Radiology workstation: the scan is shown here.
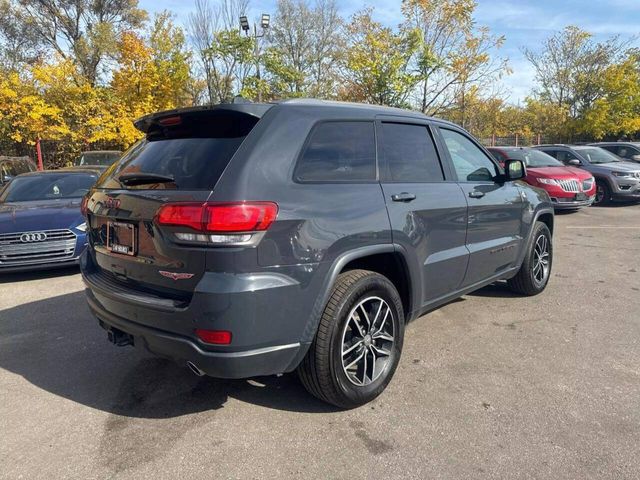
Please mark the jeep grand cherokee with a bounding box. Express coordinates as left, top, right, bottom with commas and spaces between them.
81, 100, 554, 408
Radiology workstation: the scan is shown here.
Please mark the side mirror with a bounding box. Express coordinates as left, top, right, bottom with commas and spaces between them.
568, 159, 581, 166
1, 174, 11, 184
631, 154, 640, 162
504, 159, 526, 181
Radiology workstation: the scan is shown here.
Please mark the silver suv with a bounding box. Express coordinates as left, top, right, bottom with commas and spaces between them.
533, 144, 640, 205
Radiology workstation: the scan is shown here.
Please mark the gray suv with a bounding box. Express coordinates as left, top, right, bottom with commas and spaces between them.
589, 142, 640, 164
81, 100, 554, 408
533, 144, 640, 205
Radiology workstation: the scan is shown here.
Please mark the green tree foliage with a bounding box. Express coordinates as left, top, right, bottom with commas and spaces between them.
2, 0, 147, 85
268, 0, 343, 97
2, 0, 640, 159
340, 9, 422, 107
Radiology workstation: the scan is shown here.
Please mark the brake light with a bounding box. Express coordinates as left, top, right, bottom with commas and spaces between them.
156, 202, 278, 233
195, 329, 232, 345
204, 203, 277, 232
156, 204, 205, 231
158, 116, 182, 127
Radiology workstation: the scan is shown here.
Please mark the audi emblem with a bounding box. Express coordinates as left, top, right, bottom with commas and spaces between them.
20, 232, 47, 242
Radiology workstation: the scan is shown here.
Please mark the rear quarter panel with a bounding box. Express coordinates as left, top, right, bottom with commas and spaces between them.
209, 105, 392, 345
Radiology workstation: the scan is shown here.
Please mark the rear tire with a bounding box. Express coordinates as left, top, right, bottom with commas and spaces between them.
297, 269, 404, 409
507, 222, 552, 296
594, 181, 611, 206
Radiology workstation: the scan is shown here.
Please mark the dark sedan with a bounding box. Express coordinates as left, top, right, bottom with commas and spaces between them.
0, 169, 99, 272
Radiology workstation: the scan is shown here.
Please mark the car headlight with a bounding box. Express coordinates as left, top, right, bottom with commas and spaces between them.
75, 222, 87, 232
537, 178, 559, 185
611, 171, 635, 178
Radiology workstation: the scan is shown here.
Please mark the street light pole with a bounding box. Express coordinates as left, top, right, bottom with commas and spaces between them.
240, 13, 270, 103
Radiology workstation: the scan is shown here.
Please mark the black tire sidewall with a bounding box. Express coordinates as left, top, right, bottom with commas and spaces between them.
328, 275, 404, 406
594, 181, 610, 206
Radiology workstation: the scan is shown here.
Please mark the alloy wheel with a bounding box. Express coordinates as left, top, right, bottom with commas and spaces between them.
532, 234, 550, 285
340, 296, 395, 386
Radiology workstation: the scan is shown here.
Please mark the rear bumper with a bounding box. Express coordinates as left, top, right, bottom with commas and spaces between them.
81, 252, 316, 379
87, 289, 303, 378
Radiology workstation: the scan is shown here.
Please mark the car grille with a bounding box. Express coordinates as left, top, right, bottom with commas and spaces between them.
0, 229, 77, 267
556, 179, 580, 193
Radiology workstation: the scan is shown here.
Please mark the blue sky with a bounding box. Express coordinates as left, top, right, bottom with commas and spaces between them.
139, 0, 640, 104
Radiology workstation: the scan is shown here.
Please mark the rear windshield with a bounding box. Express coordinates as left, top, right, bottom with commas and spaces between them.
98, 110, 259, 190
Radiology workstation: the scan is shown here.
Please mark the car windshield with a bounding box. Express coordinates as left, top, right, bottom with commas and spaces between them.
503, 149, 563, 167
574, 147, 621, 164
74, 152, 121, 166
0, 173, 97, 202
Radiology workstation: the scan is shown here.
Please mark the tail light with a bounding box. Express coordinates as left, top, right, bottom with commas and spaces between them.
156, 201, 278, 246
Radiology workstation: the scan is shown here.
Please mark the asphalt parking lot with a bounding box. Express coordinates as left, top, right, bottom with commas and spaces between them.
1, 205, 639, 480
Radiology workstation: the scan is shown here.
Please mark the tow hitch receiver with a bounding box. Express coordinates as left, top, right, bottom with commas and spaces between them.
107, 327, 134, 347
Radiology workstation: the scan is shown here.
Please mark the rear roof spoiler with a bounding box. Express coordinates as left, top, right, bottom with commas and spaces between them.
134, 104, 274, 133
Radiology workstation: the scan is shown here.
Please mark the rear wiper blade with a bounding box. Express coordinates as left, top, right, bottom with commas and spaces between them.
118, 173, 175, 186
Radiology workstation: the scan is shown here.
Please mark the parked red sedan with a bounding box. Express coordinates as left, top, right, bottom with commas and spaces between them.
488, 147, 596, 210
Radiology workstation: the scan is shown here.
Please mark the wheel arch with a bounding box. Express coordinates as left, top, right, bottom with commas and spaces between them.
301, 245, 418, 345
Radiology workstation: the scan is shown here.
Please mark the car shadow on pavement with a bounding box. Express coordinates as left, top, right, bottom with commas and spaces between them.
467, 281, 521, 298
0, 291, 339, 417
0, 266, 80, 284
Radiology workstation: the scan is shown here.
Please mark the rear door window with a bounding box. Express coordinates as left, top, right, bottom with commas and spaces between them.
98, 110, 260, 190
294, 121, 376, 182
380, 123, 444, 182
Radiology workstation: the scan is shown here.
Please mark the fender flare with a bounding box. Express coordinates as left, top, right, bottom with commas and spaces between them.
516, 207, 554, 267
298, 244, 417, 345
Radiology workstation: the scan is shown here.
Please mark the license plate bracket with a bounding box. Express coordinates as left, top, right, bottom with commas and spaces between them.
575, 192, 587, 201
106, 221, 136, 256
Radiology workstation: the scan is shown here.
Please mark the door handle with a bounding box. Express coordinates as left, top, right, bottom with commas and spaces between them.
468, 190, 485, 199
391, 192, 417, 202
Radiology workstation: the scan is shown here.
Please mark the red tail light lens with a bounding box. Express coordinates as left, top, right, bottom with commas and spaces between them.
204, 203, 278, 232
156, 204, 206, 231
156, 202, 278, 233
195, 329, 232, 345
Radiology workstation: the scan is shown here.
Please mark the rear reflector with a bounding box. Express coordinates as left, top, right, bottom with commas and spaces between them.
156, 202, 278, 233
195, 329, 232, 345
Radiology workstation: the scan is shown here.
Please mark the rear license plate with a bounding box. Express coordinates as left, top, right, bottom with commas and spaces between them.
106, 222, 136, 256
575, 193, 587, 201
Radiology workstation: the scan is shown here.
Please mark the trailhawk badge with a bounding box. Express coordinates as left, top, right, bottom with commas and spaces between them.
159, 271, 195, 281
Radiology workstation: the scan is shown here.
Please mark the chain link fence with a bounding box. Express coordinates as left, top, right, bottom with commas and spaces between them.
0, 139, 122, 170
479, 134, 552, 147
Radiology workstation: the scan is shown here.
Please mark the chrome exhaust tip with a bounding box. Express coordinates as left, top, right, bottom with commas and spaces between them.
186, 361, 205, 377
